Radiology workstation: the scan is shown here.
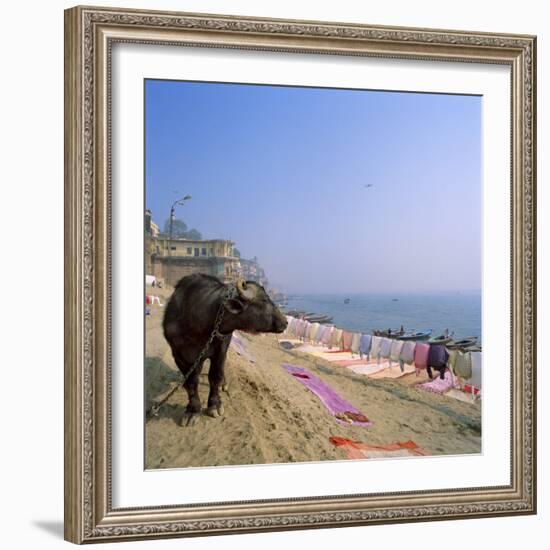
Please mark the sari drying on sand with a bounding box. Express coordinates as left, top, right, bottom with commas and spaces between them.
330, 436, 428, 459
418, 369, 458, 394
281, 363, 371, 427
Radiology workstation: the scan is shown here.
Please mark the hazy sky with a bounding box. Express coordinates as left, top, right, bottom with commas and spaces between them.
145, 79, 481, 294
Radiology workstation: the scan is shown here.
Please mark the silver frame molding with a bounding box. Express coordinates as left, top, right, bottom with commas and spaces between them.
64, 5, 537, 544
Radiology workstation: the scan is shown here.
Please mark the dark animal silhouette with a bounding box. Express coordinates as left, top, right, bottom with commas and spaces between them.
163, 274, 287, 425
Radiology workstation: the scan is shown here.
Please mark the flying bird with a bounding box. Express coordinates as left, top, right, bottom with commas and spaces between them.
364, 184, 374, 188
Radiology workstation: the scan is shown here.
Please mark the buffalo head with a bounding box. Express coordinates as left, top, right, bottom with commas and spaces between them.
223, 279, 287, 334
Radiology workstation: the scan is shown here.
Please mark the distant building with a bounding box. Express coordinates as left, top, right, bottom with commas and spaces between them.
240, 256, 269, 288
149, 235, 241, 286
156, 237, 235, 259
145, 211, 271, 288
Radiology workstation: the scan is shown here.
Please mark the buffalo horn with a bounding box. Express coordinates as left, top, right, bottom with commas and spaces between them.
236, 279, 255, 301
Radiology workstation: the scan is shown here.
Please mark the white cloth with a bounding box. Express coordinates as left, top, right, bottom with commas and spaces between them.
468, 351, 482, 389
370, 336, 382, 359
390, 339, 405, 362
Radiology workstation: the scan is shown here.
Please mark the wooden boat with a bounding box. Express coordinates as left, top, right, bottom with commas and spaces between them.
287, 310, 305, 317
398, 329, 433, 341
428, 334, 454, 345
446, 337, 478, 349
305, 314, 333, 323
374, 328, 405, 338
344, 298, 351, 304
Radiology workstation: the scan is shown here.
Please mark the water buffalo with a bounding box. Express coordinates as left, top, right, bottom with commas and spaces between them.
162, 273, 287, 425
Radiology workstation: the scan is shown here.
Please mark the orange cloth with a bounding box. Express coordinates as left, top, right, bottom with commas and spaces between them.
329, 436, 429, 459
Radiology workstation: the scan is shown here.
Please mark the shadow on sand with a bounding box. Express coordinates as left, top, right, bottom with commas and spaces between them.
145, 356, 188, 425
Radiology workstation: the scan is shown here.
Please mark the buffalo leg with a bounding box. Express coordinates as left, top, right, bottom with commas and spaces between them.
206, 353, 225, 418
221, 375, 229, 394
174, 354, 203, 426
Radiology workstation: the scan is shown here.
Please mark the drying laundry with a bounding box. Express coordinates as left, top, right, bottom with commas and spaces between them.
330, 328, 343, 349
281, 363, 371, 427
321, 326, 333, 346
399, 341, 416, 365
428, 344, 448, 367
342, 331, 353, 351
329, 436, 428, 460
390, 339, 405, 363
315, 325, 326, 343
446, 387, 480, 404
379, 337, 393, 360
453, 350, 472, 379
309, 323, 320, 343
414, 342, 430, 375
370, 336, 382, 360
359, 334, 372, 360
292, 343, 331, 354
463, 384, 481, 395
351, 332, 361, 355
333, 358, 375, 368
347, 362, 391, 376
291, 372, 310, 379
369, 362, 416, 379
418, 369, 458, 394
467, 351, 482, 389
230, 332, 256, 363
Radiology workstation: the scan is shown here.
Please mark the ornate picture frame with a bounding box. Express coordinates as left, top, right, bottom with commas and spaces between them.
64, 5, 536, 544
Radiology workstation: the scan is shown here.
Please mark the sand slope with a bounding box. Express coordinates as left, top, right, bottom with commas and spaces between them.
144, 298, 481, 470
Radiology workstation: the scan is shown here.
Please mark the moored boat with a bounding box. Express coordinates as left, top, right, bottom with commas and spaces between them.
304, 314, 333, 323
373, 328, 403, 338
446, 337, 478, 349
428, 334, 454, 345
398, 329, 433, 341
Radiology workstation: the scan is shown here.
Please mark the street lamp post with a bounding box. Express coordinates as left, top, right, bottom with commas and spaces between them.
167, 194, 192, 286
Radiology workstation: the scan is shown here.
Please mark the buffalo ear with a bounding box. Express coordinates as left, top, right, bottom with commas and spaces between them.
224, 298, 247, 315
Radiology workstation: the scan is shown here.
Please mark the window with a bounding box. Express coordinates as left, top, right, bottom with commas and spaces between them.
194, 248, 199, 257
187, 247, 192, 255
201, 247, 207, 256
170, 246, 176, 251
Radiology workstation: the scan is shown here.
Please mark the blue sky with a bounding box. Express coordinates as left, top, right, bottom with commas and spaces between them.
145, 79, 481, 294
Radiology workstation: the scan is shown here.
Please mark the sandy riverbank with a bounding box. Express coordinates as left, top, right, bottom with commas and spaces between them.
144, 290, 481, 469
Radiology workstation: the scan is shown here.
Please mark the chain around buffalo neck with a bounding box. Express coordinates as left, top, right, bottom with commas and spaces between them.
146, 284, 236, 420
192, 284, 235, 372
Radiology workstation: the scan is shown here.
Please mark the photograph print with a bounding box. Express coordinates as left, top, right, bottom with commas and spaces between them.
144, 79, 482, 470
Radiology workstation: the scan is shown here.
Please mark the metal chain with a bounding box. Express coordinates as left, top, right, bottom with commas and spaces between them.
146, 285, 235, 422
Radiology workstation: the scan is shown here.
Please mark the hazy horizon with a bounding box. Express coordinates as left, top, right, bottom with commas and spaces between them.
145, 79, 481, 294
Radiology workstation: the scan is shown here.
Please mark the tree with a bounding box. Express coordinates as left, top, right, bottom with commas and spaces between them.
185, 228, 202, 240
163, 218, 188, 237
163, 218, 203, 240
